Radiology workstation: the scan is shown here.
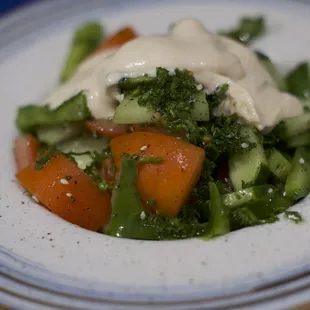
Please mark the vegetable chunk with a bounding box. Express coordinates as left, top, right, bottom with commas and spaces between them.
94, 26, 137, 53
16, 154, 111, 231
14, 134, 39, 171
111, 132, 205, 217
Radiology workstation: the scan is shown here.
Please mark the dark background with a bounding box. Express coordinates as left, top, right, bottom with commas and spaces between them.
0, 0, 38, 15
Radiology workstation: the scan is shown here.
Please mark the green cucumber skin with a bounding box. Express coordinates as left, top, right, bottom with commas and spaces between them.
287, 132, 310, 148
201, 182, 230, 239
229, 127, 269, 191
223, 185, 275, 210
118, 76, 155, 90
285, 147, 310, 200
267, 148, 291, 182
113, 96, 154, 124
16, 92, 91, 133
36, 123, 83, 145
58, 136, 109, 170
106, 155, 157, 240
60, 22, 104, 83
278, 113, 310, 140
113, 91, 209, 124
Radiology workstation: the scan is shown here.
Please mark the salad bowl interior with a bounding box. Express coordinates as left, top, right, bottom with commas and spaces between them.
1, 0, 310, 308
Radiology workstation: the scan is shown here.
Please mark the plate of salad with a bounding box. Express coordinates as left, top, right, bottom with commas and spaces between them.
1, 0, 310, 309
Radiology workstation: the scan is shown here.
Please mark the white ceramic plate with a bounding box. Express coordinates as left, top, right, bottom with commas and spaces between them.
1, 0, 310, 309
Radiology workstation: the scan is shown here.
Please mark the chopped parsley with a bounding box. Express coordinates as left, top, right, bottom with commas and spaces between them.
83, 148, 116, 190
119, 67, 255, 180
139, 157, 162, 164
142, 212, 208, 239
35, 148, 59, 169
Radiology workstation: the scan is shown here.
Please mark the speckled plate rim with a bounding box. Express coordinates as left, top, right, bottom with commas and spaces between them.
1, 247, 310, 309
0, 0, 310, 309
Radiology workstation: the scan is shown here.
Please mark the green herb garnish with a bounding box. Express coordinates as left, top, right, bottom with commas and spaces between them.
284, 211, 303, 223
219, 16, 265, 45
35, 148, 59, 170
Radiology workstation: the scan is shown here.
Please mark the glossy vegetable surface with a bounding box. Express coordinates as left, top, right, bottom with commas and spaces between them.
14, 134, 39, 171
106, 155, 157, 239
111, 132, 205, 217
16, 154, 111, 231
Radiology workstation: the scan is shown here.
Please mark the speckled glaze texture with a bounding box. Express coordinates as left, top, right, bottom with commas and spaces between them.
0, 0, 310, 309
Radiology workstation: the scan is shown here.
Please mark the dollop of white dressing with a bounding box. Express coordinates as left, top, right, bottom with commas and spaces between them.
44, 19, 303, 130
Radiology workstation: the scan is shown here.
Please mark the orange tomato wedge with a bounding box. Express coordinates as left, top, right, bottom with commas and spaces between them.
111, 132, 205, 217
16, 154, 111, 231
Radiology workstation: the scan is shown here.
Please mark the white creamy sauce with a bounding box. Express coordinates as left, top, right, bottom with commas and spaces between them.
44, 19, 303, 130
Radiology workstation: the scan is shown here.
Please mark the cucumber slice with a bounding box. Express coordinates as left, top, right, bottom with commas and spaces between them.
285, 147, 310, 200
229, 126, 269, 190
113, 91, 209, 124
113, 95, 154, 124
118, 75, 155, 90
277, 113, 310, 140
287, 132, 310, 148
58, 136, 109, 154
267, 148, 291, 182
223, 185, 275, 210
192, 91, 210, 121
36, 123, 83, 145
58, 136, 109, 170
70, 154, 96, 170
